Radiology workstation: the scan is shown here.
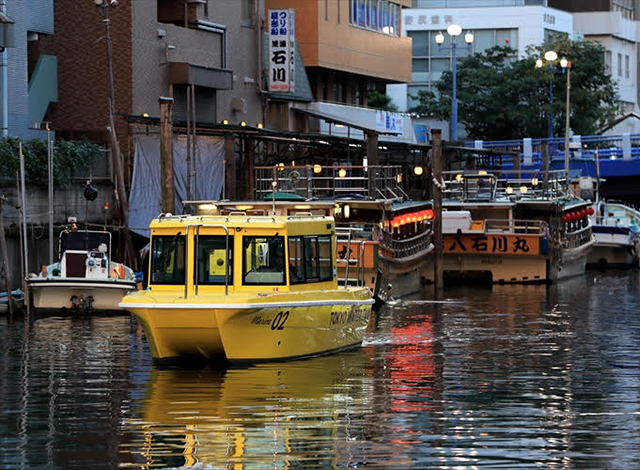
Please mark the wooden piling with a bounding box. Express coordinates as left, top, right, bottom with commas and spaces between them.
159, 96, 175, 214
0, 195, 14, 316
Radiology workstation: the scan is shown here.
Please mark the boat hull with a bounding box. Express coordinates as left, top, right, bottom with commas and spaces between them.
121, 288, 374, 362
0, 290, 25, 314
587, 226, 639, 267
28, 278, 137, 312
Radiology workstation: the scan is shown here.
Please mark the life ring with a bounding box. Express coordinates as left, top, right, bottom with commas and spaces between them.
289, 170, 300, 181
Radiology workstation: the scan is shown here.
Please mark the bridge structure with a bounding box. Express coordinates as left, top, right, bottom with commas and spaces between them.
465, 133, 640, 204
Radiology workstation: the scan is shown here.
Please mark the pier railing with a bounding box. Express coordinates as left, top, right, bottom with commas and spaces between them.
254, 165, 408, 201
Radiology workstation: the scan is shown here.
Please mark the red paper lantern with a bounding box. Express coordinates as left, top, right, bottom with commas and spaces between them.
563, 213, 571, 223
587, 207, 595, 216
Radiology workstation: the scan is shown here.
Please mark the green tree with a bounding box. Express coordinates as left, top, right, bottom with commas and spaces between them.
409, 39, 619, 140
0, 137, 101, 187
368, 90, 399, 112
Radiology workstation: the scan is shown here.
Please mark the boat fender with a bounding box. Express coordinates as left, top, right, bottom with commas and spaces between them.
540, 236, 549, 255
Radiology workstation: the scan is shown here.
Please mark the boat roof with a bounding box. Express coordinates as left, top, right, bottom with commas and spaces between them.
60, 230, 111, 253
149, 213, 335, 233
187, 198, 432, 216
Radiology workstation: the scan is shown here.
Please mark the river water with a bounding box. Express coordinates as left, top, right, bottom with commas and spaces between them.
1, 269, 639, 469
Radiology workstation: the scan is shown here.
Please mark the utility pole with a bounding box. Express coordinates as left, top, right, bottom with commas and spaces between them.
95, 0, 139, 271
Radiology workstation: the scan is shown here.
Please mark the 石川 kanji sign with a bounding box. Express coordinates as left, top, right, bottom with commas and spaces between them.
268, 9, 295, 93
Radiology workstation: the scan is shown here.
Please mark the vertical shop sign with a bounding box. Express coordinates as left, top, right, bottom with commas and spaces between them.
269, 9, 295, 92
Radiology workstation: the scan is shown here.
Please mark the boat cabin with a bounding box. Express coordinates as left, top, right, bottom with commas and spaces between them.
147, 213, 338, 294
56, 230, 113, 279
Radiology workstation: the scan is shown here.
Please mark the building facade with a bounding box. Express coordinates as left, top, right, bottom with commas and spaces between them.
0, 0, 55, 140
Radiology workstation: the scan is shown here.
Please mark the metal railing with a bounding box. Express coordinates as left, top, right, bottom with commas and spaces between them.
336, 227, 368, 288
563, 226, 593, 251
376, 226, 433, 260
254, 165, 407, 201
441, 169, 570, 201
483, 219, 548, 235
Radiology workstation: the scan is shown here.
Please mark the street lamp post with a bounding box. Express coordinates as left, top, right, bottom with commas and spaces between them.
536, 51, 572, 175
436, 25, 473, 142
561, 57, 572, 178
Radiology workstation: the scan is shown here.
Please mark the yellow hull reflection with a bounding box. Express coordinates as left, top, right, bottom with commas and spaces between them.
128, 353, 370, 469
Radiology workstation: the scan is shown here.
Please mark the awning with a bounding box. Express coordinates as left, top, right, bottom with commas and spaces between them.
169, 62, 233, 90
292, 107, 401, 135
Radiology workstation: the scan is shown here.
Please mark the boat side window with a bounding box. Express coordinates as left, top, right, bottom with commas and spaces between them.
288, 236, 304, 284
150, 235, 186, 284
196, 235, 233, 285
242, 236, 285, 285
290, 235, 333, 284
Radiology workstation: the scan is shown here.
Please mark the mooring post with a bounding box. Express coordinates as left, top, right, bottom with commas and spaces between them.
0, 194, 14, 316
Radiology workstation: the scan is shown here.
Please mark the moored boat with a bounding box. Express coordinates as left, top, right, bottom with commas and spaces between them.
588, 199, 640, 268
118, 212, 374, 363
421, 169, 594, 284
0, 289, 25, 314
227, 164, 434, 303
27, 225, 138, 313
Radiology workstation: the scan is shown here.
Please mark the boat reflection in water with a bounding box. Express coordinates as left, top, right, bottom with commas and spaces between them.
127, 352, 374, 468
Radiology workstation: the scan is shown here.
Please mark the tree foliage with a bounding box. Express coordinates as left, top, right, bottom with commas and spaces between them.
409, 38, 619, 140
0, 137, 101, 187
368, 90, 399, 112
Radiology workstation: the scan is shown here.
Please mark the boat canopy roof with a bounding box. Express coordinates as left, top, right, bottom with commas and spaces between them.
149, 213, 335, 235
60, 230, 111, 254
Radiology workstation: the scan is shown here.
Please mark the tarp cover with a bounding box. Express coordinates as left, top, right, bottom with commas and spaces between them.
129, 135, 224, 237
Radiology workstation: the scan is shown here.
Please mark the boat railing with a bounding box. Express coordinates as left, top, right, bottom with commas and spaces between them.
254, 165, 406, 201
335, 227, 367, 288
377, 226, 433, 260
441, 169, 569, 201
563, 225, 593, 251
483, 219, 548, 235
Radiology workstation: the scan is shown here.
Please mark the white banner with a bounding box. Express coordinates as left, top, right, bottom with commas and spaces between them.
375, 110, 404, 135
268, 9, 295, 92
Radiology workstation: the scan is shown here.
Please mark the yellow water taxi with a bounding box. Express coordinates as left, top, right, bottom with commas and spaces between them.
118, 212, 374, 363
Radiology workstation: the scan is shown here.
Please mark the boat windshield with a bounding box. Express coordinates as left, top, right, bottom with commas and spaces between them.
150, 234, 186, 285
243, 236, 286, 285
196, 235, 233, 285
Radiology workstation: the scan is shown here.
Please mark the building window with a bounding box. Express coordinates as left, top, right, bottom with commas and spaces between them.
241, 0, 254, 26
604, 50, 612, 73
408, 28, 517, 88
618, 53, 622, 77
625, 54, 630, 79
350, 0, 399, 36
